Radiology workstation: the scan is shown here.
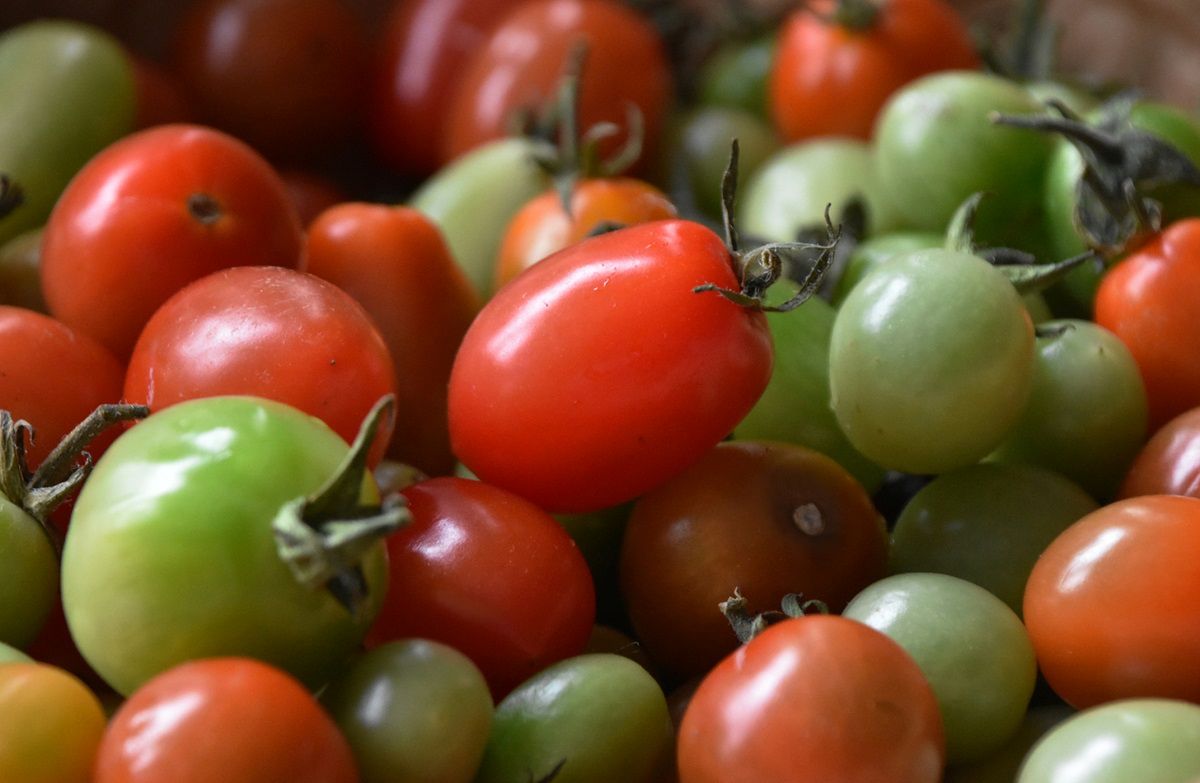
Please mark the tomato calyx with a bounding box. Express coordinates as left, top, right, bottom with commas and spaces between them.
273, 394, 410, 617
186, 192, 222, 225
1, 403, 149, 550
719, 589, 829, 645
0, 174, 24, 220
978, 0, 1059, 82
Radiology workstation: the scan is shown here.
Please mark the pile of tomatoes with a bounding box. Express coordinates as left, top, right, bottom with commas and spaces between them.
3, 0, 1200, 781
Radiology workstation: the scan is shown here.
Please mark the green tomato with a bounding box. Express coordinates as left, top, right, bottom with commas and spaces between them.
694, 34, 776, 118
875, 71, 1054, 251
0, 641, 32, 665
844, 572, 1037, 764
409, 137, 549, 301
945, 704, 1074, 783
671, 106, 780, 220
474, 653, 672, 783
0, 228, 46, 312
321, 640, 493, 783
738, 138, 900, 243
889, 462, 1098, 616
829, 248, 1035, 474
1018, 699, 1200, 783
988, 319, 1147, 501
61, 396, 390, 696
556, 503, 630, 630
733, 285, 883, 492
0, 495, 55, 649
0, 20, 135, 244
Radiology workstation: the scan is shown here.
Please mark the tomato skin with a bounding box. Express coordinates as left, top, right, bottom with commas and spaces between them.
368, 476, 595, 699
677, 615, 945, 783
1023, 495, 1200, 708
40, 124, 303, 360
279, 169, 346, 228
770, 0, 978, 142
305, 204, 478, 475
1095, 219, 1200, 430
0, 662, 107, 783
93, 658, 358, 783
448, 219, 773, 514
1120, 407, 1200, 498
0, 494, 56, 649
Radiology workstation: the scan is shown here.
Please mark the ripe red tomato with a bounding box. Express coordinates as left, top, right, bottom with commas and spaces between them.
440, 0, 672, 174
448, 219, 773, 513
769, 0, 979, 142
1120, 407, 1200, 498
279, 170, 347, 228
1023, 495, 1200, 708
677, 614, 945, 783
93, 657, 358, 783
305, 203, 479, 475
40, 124, 303, 360
123, 265, 396, 465
367, 476, 595, 698
1096, 219, 1200, 429
128, 53, 191, 130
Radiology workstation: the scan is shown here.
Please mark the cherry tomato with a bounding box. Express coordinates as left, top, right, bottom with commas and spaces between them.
1023, 495, 1200, 708
1120, 407, 1200, 498
40, 124, 303, 360
770, 0, 979, 142
93, 657, 358, 783
448, 220, 772, 513
128, 52, 190, 129
279, 169, 347, 228
0, 662, 106, 783
944, 704, 1074, 783
0, 228, 46, 312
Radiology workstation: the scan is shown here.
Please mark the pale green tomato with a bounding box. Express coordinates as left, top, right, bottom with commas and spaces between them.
0, 496, 55, 649
0, 641, 32, 664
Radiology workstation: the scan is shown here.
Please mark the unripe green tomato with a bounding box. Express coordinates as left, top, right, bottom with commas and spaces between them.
0, 640, 32, 664
944, 704, 1074, 783
672, 106, 779, 220
0, 496, 56, 649
694, 33, 776, 118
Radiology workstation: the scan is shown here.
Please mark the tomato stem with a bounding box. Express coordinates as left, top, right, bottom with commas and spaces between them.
0, 174, 23, 220
720, 589, 829, 644
187, 192, 222, 225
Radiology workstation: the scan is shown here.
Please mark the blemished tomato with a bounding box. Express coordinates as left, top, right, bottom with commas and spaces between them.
368, 476, 595, 699
1095, 218, 1200, 429
0, 662, 107, 783
170, 0, 369, 162
769, 0, 979, 142
1023, 495, 1200, 708
440, 0, 672, 175
123, 266, 396, 467
677, 614, 945, 783
93, 658, 358, 783
304, 204, 478, 475
448, 219, 773, 514
40, 124, 303, 360
1121, 407, 1200, 498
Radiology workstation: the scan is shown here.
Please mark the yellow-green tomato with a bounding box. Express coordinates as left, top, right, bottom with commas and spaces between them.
829, 248, 1035, 475
0, 641, 32, 664
0, 495, 56, 649
844, 572, 1038, 764
0, 662, 106, 783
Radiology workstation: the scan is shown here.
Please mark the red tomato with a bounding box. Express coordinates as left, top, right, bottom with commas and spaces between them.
128, 53, 191, 129
280, 170, 347, 228
677, 614, 945, 783
770, 0, 979, 142
1120, 407, 1200, 498
40, 124, 303, 360
1023, 495, 1200, 708
123, 266, 396, 466
1096, 219, 1200, 429
367, 476, 595, 699
440, 0, 672, 174
170, 0, 369, 162
448, 219, 773, 514
93, 658, 358, 783
494, 177, 677, 290
305, 203, 479, 475
368, 0, 513, 176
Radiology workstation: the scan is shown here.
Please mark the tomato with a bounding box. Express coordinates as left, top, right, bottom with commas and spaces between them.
368, 0, 513, 176
0, 662, 106, 783
944, 704, 1074, 783
280, 169, 347, 228
620, 440, 888, 683
94, 657, 358, 783
677, 614, 944, 783
1120, 407, 1200, 498
1023, 495, 1200, 708
0, 20, 135, 245
474, 653, 672, 783
170, 0, 369, 162
844, 573, 1037, 764
124, 266, 396, 467
40, 124, 303, 360
61, 395, 394, 695
368, 476, 595, 698
0, 641, 31, 664
448, 219, 773, 513
695, 33, 776, 118
0, 228, 45, 312
440, 0, 672, 175
0, 486, 56, 650
769, 0, 978, 142
321, 640, 493, 783
1095, 218, 1200, 429
1017, 699, 1200, 783
128, 52, 191, 130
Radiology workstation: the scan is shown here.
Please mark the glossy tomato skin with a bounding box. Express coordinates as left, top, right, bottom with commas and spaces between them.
0, 662, 107, 783
368, 476, 595, 699
40, 124, 303, 359
441, 0, 672, 174
305, 204, 478, 475
677, 614, 945, 783
1121, 407, 1200, 498
1095, 219, 1200, 429
448, 219, 773, 513
770, 0, 978, 142
1023, 495, 1200, 708
93, 658, 358, 783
